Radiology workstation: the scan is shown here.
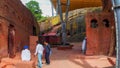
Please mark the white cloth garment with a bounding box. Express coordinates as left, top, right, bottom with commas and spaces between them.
82, 38, 87, 51
21, 49, 31, 61
34, 44, 44, 55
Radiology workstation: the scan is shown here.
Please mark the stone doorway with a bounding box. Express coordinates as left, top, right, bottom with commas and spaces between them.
8, 24, 15, 58
0, 23, 2, 48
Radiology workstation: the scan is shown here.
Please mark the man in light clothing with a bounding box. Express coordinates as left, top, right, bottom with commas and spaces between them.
34, 41, 44, 68
81, 37, 87, 55
21, 45, 31, 61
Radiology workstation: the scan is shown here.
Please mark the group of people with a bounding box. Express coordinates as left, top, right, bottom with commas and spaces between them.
21, 40, 51, 68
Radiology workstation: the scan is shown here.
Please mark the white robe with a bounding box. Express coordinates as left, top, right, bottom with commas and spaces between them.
21, 49, 31, 61
82, 39, 86, 51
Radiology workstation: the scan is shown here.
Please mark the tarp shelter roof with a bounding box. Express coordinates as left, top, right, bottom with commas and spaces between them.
51, 0, 102, 12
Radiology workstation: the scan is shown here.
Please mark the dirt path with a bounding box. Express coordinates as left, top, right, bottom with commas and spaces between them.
0, 42, 115, 68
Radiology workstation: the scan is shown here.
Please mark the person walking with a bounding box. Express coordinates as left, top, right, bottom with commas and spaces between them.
34, 41, 44, 68
43, 41, 51, 65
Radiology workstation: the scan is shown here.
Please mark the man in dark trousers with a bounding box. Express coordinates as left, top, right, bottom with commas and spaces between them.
43, 41, 51, 65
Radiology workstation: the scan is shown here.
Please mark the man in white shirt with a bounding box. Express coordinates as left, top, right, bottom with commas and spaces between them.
21, 45, 31, 61
34, 41, 44, 68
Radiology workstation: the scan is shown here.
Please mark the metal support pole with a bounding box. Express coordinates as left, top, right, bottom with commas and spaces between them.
56, 2, 59, 15
111, 0, 120, 68
57, 0, 70, 45
65, 0, 70, 23
50, 0, 54, 16
57, 0, 65, 45
57, 0, 64, 22
63, 0, 70, 44
50, 0, 55, 16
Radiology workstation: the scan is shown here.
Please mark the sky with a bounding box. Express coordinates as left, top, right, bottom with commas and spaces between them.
20, 0, 56, 16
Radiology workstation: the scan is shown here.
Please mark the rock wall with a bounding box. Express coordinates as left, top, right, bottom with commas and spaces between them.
102, 0, 112, 12
85, 12, 115, 55
0, 0, 39, 57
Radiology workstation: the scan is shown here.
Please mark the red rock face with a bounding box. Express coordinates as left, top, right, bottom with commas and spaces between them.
0, 0, 39, 57
85, 12, 115, 55
29, 36, 38, 53
102, 0, 112, 12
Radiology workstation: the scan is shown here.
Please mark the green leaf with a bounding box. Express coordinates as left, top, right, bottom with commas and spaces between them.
26, 0, 43, 21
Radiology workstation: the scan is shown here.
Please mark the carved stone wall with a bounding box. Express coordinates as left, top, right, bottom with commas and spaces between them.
85, 12, 115, 55
0, 0, 39, 57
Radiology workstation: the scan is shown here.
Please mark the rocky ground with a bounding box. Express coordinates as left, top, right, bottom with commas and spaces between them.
0, 42, 116, 68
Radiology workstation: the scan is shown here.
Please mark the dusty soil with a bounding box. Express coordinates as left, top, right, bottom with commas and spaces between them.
0, 42, 116, 68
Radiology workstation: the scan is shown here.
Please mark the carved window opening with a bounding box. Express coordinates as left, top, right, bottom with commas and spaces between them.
8, 24, 15, 58
90, 19, 98, 28
0, 23, 2, 33
33, 26, 36, 36
17, 15, 20, 20
103, 19, 110, 28
12, 11, 15, 15
4, 5, 8, 10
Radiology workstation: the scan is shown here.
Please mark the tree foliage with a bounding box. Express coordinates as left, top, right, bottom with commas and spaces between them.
26, 0, 42, 21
